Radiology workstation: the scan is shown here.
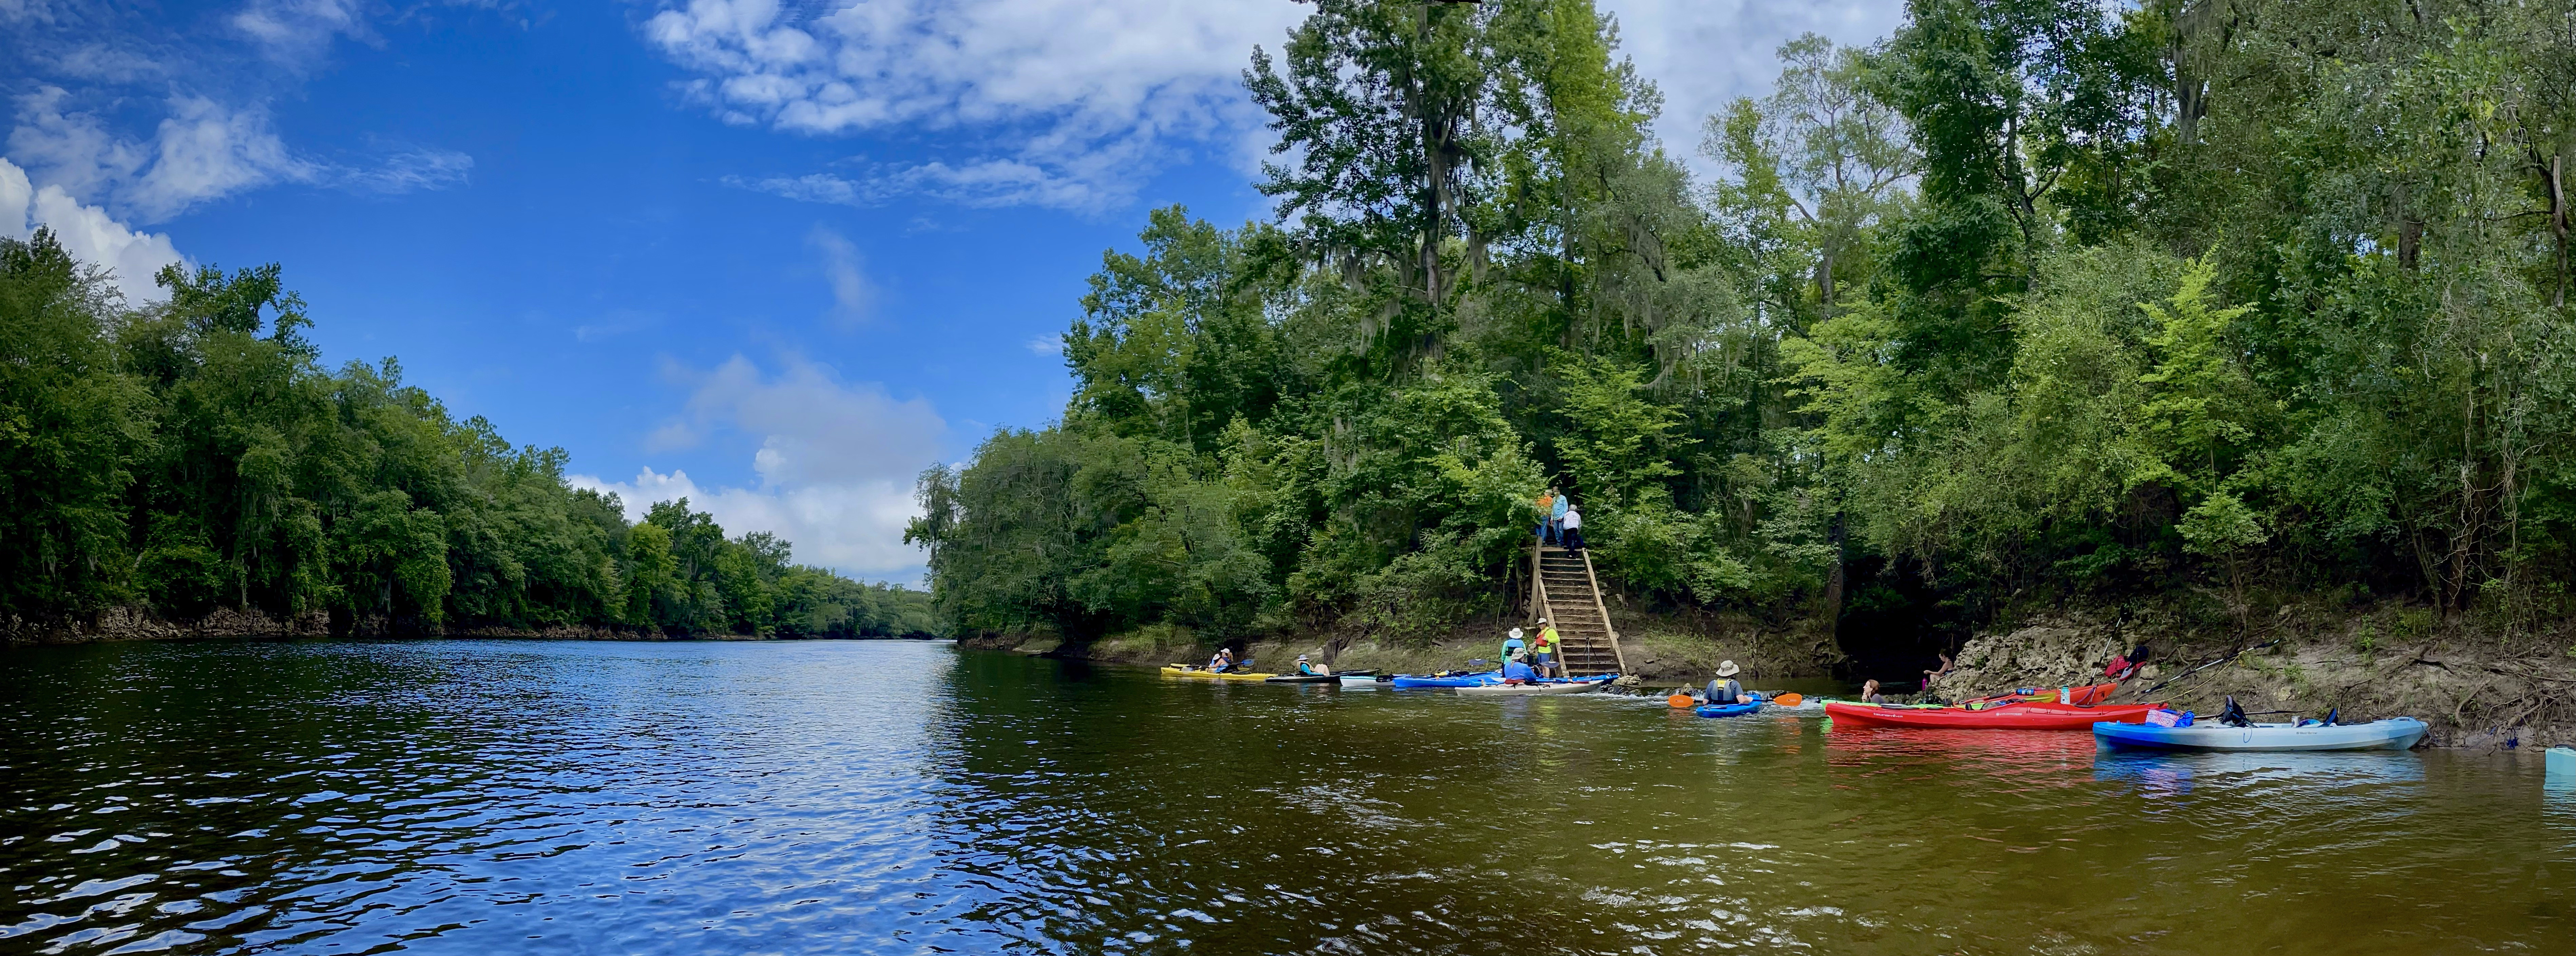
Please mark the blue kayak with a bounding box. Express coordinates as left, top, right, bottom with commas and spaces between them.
1695, 693, 1766, 718
1390, 670, 1502, 689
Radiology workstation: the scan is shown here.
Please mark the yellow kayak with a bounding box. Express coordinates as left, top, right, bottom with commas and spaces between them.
1160, 666, 1277, 681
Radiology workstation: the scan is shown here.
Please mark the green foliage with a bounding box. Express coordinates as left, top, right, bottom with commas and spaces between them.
0, 229, 935, 637
919, 0, 2576, 646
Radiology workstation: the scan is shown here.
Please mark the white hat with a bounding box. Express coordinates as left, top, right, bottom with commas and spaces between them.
1716, 660, 1741, 677
1296, 653, 1310, 660
1509, 627, 1524, 639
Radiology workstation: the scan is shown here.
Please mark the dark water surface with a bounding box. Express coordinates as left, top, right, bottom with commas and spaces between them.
3, 640, 2571, 954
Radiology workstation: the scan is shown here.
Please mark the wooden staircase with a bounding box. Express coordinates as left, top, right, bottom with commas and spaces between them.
1529, 543, 1628, 676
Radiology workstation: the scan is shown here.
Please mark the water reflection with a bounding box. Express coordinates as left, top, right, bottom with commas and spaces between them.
1, 640, 2569, 955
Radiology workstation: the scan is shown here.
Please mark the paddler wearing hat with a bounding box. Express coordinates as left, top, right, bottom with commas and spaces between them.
1705, 660, 1748, 705
1295, 653, 1323, 676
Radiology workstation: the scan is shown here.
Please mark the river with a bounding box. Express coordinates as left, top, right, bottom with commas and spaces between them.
1, 639, 2569, 954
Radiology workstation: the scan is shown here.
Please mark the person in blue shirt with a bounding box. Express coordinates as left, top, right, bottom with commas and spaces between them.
1704, 660, 1748, 704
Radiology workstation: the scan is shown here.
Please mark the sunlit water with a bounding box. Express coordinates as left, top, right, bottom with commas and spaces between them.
2, 639, 2569, 954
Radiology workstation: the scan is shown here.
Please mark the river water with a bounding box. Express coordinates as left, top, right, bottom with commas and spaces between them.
2, 639, 2570, 954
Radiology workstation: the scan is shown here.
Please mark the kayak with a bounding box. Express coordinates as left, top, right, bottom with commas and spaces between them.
2552, 747, 2576, 776
1390, 671, 1502, 689
2094, 717, 2428, 752
1454, 675, 1615, 696
1161, 666, 1277, 682
1696, 693, 1765, 718
1826, 699, 2165, 730
1339, 673, 1393, 685
1263, 674, 1338, 684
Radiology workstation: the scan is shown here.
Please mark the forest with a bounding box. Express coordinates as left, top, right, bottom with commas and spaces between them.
907, 0, 2576, 663
0, 231, 938, 639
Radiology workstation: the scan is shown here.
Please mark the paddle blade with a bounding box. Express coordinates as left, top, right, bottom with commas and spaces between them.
1773, 692, 1803, 707
1666, 694, 1694, 709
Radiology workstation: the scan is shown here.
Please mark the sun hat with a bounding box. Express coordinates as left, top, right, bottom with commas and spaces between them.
1716, 660, 1741, 677
1509, 627, 1525, 639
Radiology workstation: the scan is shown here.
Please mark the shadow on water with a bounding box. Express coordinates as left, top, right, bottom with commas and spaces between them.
3, 640, 2571, 955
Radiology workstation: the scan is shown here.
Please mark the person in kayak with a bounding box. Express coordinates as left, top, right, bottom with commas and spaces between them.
1860, 678, 1887, 703
1209, 647, 1237, 672
1705, 660, 1748, 704
1295, 654, 1320, 676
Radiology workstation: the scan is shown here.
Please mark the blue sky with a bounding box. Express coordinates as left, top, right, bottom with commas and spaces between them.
2, 0, 1900, 584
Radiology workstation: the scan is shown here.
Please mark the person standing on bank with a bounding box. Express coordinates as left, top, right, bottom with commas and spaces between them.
1530, 622, 1560, 677
1560, 503, 1585, 553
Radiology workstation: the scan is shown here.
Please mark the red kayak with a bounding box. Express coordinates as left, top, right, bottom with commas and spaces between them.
1826, 683, 2163, 730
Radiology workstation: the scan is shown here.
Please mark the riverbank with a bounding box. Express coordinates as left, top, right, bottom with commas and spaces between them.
1929, 598, 2576, 750
960, 609, 1836, 685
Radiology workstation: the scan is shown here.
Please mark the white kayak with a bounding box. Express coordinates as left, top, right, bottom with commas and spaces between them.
1452, 676, 1614, 697
2095, 717, 2428, 752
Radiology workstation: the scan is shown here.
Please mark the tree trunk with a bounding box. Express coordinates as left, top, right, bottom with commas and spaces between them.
1821, 511, 1847, 637
2551, 154, 2567, 309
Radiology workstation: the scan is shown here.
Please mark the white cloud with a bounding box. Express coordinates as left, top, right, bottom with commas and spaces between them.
1601, 1, 1907, 170
570, 355, 948, 575
737, 154, 1121, 212
232, 0, 371, 65
1025, 336, 1061, 356
645, 0, 1303, 211
8, 89, 472, 222
1, 156, 188, 304
129, 95, 320, 220
330, 146, 474, 193
806, 224, 874, 327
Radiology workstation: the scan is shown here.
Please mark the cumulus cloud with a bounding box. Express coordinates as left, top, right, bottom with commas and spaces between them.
645, 0, 1303, 212
7, 88, 472, 222
806, 224, 874, 327
1, 156, 188, 304
570, 355, 948, 575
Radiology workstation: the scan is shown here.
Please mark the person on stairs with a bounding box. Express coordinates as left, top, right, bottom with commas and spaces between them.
1560, 504, 1585, 553
1551, 492, 1571, 546
1535, 489, 1558, 544
1705, 660, 1749, 705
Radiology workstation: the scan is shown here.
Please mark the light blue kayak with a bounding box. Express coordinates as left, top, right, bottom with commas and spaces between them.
2094, 717, 2428, 752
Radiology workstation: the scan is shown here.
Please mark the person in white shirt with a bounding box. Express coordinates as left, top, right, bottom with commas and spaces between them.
1560, 504, 1586, 552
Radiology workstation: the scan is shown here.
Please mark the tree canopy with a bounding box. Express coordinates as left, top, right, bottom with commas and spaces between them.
1, 229, 936, 639
914, 0, 2576, 658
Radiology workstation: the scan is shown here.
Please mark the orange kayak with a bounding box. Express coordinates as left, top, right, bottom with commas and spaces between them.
1826, 684, 2161, 730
